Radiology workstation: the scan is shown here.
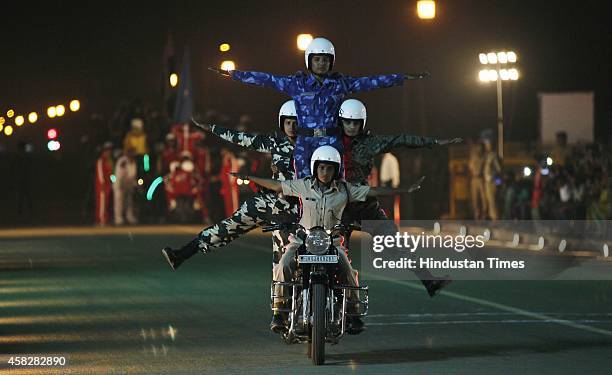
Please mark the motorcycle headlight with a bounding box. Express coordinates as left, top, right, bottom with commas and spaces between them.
305, 228, 331, 255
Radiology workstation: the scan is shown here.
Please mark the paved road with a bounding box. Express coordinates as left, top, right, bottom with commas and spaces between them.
1, 228, 611, 374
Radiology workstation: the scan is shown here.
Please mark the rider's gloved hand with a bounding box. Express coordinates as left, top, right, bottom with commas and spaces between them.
208, 67, 232, 78
404, 71, 431, 80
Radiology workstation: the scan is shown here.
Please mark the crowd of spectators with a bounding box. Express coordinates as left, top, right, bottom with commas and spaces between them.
469, 132, 611, 221
92, 100, 269, 226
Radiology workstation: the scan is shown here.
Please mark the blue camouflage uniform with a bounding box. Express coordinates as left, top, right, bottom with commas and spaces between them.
230, 70, 405, 177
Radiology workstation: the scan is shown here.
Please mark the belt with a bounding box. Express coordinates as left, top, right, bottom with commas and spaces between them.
297, 127, 342, 137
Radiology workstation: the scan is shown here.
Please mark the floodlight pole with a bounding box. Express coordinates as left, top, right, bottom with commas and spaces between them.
496, 62, 504, 160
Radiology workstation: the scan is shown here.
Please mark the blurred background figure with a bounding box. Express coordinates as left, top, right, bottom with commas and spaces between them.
123, 118, 148, 157
95, 142, 114, 226
482, 138, 502, 220
380, 152, 400, 219
113, 147, 138, 225
164, 151, 202, 223
171, 121, 204, 155
550, 131, 569, 167
468, 141, 486, 219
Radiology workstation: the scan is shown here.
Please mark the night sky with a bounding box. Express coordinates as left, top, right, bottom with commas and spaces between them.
2, 0, 611, 150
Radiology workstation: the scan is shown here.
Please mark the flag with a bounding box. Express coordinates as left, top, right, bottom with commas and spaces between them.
173, 47, 194, 124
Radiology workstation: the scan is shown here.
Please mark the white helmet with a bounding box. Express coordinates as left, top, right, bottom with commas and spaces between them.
278, 100, 297, 131
339, 99, 367, 130
310, 145, 341, 177
305, 37, 335, 71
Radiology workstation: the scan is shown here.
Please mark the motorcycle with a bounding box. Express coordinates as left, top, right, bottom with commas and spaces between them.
262, 222, 368, 366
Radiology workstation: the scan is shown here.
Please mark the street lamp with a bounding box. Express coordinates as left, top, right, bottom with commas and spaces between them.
55, 105, 66, 117
296, 34, 313, 51
220, 60, 236, 71
69, 99, 80, 112
417, 0, 436, 19
478, 50, 519, 159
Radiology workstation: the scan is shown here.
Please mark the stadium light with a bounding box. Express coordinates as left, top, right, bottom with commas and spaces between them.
3, 125, 13, 136
219, 43, 230, 52
47, 106, 57, 118
6, 109, 14, 118
296, 34, 313, 51
15, 115, 24, 126
478, 49, 520, 159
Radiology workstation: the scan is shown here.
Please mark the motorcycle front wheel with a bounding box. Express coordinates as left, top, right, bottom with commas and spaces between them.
311, 283, 326, 365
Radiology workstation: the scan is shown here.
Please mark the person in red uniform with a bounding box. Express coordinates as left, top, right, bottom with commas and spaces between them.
159, 133, 178, 176
171, 122, 205, 155
95, 142, 114, 226
219, 148, 239, 217
194, 139, 212, 224
164, 151, 202, 213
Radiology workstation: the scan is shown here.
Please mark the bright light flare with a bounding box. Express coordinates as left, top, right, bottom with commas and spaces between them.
137, 178, 144, 186
55, 105, 66, 117
523, 166, 532, 177
0, 117, 4, 125
296, 34, 313, 51
479, 69, 490, 82
6, 109, 14, 118
497, 51, 508, 64
509, 68, 519, 80
220, 60, 235, 71
15, 115, 24, 126
479, 53, 488, 64
47, 140, 61, 151
486, 52, 497, 64
47, 106, 57, 118
546, 156, 553, 166
47, 128, 58, 139
507, 51, 517, 62
169, 73, 178, 88
69, 100, 80, 112
3, 125, 13, 136
28, 112, 38, 123
417, 0, 436, 19
219, 43, 230, 52
499, 69, 510, 81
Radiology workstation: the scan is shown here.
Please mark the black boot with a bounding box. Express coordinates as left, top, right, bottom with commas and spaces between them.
422, 275, 453, 297
347, 316, 365, 335
270, 314, 287, 334
161, 238, 203, 270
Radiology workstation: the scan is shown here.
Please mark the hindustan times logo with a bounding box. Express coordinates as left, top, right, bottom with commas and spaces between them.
372, 232, 486, 253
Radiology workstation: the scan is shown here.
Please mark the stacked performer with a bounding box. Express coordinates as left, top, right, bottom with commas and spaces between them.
210, 37, 429, 178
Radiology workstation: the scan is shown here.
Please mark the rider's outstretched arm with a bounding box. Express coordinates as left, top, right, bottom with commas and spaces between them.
344, 74, 406, 93
212, 68, 296, 95
193, 119, 275, 154
230, 173, 282, 192
367, 176, 426, 197
363, 134, 463, 156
